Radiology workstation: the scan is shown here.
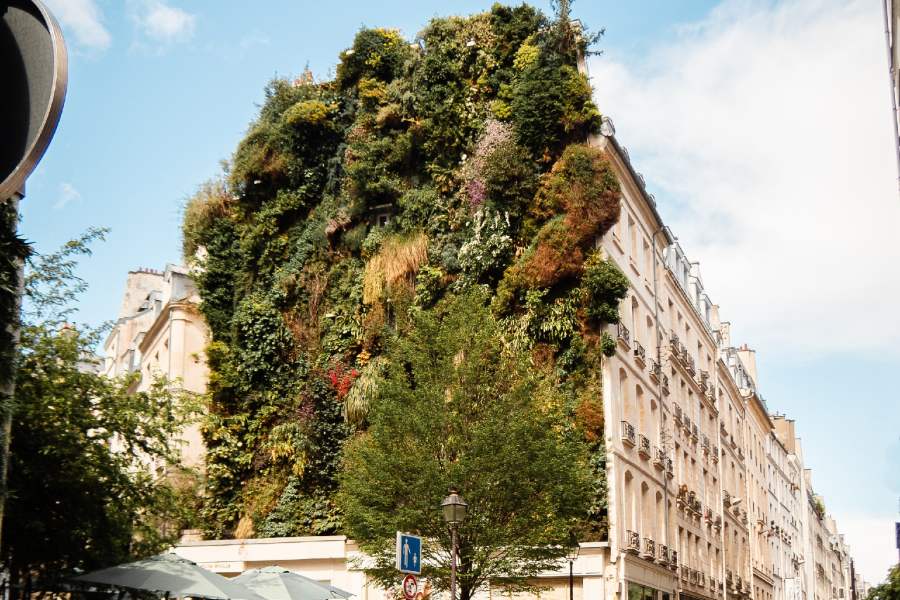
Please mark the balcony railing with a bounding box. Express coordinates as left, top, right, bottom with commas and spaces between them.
642, 537, 656, 559
657, 544, 669, 565
617, 322, 631, 347
665, 457, 674, 478
621, 421, 636, 447
669, 549, 678, 570
638, 434, 651, 458
625, 529, 640, 553
712, 445, 720, 462
649, 359, 662, 382
653, 446, 666, 469
634, 341, 646, 364
683, 415, 692, 434
661, 373, 670, 395
681, 565, 690, 582
691, 423, 699, 441
674, 404, 683, 424
702, 434, 710, 453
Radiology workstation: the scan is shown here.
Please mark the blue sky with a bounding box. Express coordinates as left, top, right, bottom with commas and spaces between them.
23, 0, 899, 584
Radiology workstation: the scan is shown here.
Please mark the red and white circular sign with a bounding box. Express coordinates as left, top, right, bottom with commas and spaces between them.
402, 574, 418, 600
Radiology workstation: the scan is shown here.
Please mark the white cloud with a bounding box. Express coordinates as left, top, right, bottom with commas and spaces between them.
834, 514, 897, 585
43, 0, 111, 50
132, 0, 196, 42
589, 0, 900, 358
54, 182, 81, 210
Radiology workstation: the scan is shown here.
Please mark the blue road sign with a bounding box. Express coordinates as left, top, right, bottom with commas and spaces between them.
396, 532, 422, 574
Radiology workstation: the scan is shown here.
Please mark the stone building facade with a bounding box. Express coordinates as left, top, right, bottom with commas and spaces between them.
103, 264, 209, 468
591, 117, 859, 600
174, 120, 861, 600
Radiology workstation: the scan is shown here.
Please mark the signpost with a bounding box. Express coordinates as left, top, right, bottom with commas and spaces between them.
397, 532, 422, 599
401, 574, 418, 600
396, 532, 422, 575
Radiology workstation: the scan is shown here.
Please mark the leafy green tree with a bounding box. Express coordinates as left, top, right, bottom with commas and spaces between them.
1, 230, 199, 589
868, 565, 900, 600
338, 291, 592, 600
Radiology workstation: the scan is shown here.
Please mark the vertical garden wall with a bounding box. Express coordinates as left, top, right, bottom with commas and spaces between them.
182, 3, 628, 539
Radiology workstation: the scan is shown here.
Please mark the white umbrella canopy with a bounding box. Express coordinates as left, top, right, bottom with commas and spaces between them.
232, 567, 354, 600
73, 553, 268, 600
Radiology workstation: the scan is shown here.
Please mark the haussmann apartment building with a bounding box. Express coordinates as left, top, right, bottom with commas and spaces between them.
162, 116, 865, 600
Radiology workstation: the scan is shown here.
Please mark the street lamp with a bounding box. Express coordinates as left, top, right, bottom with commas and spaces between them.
566, 534, 580, 600
441, 489, 468, 600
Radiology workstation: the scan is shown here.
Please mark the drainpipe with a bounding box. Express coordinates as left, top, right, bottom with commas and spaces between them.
650, 227, 674, 597
715, 360, 728, 600
743, 397, 756, 600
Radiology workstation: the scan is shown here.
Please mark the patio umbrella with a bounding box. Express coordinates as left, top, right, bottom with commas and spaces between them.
324, 584, 353, 599
232, 567, 354, 600
73, 553, 268, 600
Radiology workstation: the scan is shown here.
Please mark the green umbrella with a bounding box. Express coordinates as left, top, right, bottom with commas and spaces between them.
232, 567, 354, 600
73, 553, 267, 600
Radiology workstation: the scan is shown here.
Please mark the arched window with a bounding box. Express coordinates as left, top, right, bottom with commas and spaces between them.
636, 384, 646, 434
640, 481, 650, 537
624, 470, 635, 532
620, 368, 631, 425
656, 491, 664, 542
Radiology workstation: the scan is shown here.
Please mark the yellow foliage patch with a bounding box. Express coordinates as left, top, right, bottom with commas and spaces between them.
362, 233, 428, 305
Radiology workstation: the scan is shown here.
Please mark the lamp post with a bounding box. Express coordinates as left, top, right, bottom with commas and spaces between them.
441, 489, 468, 600
566, 535, 580, 600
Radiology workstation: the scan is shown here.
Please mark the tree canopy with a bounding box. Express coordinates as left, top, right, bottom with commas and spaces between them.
867, 565, 900, 600
1, 231, 198, 588
338, 291, 592, 600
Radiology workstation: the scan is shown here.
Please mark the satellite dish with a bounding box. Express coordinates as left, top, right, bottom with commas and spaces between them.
0, 0, 68, 201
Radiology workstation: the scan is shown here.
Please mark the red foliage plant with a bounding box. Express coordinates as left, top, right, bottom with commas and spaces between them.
327, 362, 360, 399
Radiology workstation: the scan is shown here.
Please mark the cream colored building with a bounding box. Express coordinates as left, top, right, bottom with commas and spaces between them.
103, 264, 209, 468
173, 118, 860, 600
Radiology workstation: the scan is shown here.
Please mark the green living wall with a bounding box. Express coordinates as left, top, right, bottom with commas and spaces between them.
182, 3, 629, 539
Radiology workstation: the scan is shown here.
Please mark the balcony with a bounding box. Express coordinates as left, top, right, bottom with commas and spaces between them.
649, 359, 662, 382
665, 457, 674, 478
689, 569, 698, 585
621, 420, 636, 447
686, 355, 696, 376
661, 373, 670, 395
674, 404, 683, 425
642, 537, 656, 560
625, 529, 640, 554
723, 490, 732, 506
617, 322, 631, 348
712, 445, 720, 463
691, 423, 699, 442
657, 544, 669, 566
726, 570, 733, 586
683, 415, 692, 434
634, 341, 646, 366
699, 573, 707, 588
702, 435, 710, 454
638, 434, 651, 458
653, 446, 666, 470
669, 549, 678, 570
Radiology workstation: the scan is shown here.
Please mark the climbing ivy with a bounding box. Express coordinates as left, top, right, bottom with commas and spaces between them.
185, 2, 627, 540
